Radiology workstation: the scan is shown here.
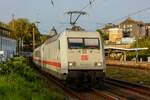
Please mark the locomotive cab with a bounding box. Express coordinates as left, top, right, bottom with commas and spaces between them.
67, 37, 103, 70
60, 31, 106, 87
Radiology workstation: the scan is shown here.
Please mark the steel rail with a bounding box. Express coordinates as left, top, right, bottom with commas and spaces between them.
105, 77, 150, 97
32, 65, 123, 100
91, 88, 119, 100
33, 65, 85, 100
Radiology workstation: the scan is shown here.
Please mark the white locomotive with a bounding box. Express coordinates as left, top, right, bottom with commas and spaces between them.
33, 28, 106, 87
33, 11, 106, 88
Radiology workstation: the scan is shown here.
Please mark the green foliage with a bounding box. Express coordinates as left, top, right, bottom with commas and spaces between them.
0, 21, 10, 29
0, 56, 37, 81
0, 57, 66, 100
8, 18, 42, 51
127, 50, 150, 61
0, 75, 65, 100
39, 34, 49, 45
132, 37, 150, 48
130, 37, 150, 61
106, 66, 150, 86
96, 29, 109, 40
126, 52, 136, 61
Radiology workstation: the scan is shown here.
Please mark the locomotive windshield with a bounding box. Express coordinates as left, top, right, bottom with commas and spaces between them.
68, 38, 100, 49
84, 38, 99, 49
68, 38, 84, 49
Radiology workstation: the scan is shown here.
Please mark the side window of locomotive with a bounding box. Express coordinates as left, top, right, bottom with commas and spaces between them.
68, 38, 83, 49
84, 38, 100, 49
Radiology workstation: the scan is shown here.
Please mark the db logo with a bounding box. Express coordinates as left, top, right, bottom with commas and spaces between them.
81, 55, 88, 61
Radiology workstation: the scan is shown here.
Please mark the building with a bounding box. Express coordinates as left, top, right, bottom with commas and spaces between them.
119, 17, 145, 38
101, 23, 118, 34
108, 28, 123, 44
0, 23, 16, 62
99, 17, 150, 49
145, 23, 150, 36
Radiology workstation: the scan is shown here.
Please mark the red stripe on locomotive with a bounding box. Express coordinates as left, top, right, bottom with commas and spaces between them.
33, 57, 61, 68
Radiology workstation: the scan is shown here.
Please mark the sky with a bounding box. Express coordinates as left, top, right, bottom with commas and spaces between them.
1, 0, 150, 34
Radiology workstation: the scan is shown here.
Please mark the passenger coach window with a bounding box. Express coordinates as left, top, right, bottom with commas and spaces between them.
68, 38, 83, 49
84, 38, 100, 49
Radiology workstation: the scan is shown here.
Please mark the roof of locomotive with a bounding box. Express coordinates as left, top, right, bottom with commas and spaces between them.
42, 30, 100, 45
63, 30, 100, 37
44, 33, 61, 44
33, 30, 101, 52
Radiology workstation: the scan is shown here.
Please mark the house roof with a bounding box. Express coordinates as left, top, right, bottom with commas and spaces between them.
120, 17, 144, 25
101, 23, 119, 30
144, 23, 150, 26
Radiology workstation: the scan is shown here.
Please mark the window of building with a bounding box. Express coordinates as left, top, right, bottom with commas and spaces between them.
130, 25, 132, 27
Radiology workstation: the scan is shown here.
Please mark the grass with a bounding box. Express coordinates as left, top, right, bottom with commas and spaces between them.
0, 57, 66, 100
106, 66, 150, 86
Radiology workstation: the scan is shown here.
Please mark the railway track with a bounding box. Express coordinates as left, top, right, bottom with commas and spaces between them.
39, 69, 120, 100
32, 61, 150, 100
104, 77, 150, 100
38, 69, 150, 100
34, 67, 83, 100
32, 64, 119, 100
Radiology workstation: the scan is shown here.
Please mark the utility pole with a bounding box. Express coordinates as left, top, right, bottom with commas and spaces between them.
32, 21, 40, 51
12, 14, 15, 31
32, 26, 35, 51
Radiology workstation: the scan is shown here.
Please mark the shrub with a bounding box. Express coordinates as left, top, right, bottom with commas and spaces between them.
0, 56, 37, 81
0, 56, 66, 100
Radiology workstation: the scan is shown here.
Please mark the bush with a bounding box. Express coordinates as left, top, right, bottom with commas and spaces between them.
127, 52, 136, 61
0, 56, 37, 81
127, 50, 150, 61
0, 56, 66, 100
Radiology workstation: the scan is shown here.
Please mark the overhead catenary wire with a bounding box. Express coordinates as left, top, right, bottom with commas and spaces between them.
112, 6, 150, 24
99, 5, 150, 28
80, 0, 96, 11
47, 0, 110, 30
78, 0, 111, 29
80, 0, 110, 11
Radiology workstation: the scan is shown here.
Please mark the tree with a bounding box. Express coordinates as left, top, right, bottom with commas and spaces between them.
96, 29, 109, 40
8, 18, 41, 51
129, 37, 150, 61
39, 34, 49, 45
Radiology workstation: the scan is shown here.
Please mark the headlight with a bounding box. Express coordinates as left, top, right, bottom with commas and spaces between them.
95, 62, 102, 66
68, 62, 75, 66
